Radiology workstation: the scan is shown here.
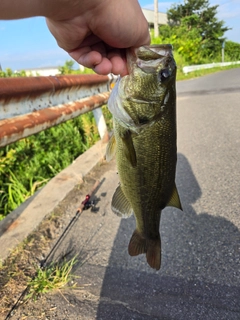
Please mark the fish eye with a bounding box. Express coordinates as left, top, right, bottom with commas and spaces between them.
159, 68, 171, 82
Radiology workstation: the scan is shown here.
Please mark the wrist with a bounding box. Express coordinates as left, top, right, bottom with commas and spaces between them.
43, 0, 107, 20
0, 0, 44, 19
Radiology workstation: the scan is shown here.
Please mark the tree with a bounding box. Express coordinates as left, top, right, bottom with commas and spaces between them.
58, 60, 75, 74
5, 68, 13, 77
225, 41, 240, 61
167, 0, 230, 57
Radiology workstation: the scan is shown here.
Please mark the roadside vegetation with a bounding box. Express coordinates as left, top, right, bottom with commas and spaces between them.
26, 256, 78, 300
152, 0, 240, 78
0, 106, 112, 220
0, 203, 80, 317
0, 0, 240, 220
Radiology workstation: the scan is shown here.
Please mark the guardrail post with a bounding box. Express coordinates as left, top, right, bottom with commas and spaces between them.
93, 108, 108, 140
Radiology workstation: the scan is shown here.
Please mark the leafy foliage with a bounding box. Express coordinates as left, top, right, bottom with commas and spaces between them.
0, 102, 113, 219
0, 112, 106, 219
26, 257, 78, 300
58, 59, 95, 75
167, 0, 229, 44
58, 60, 75, 75
0, 61, 115, 219
157, 0, 234, 64
225, 41, 240, 61
0, 68, 27, 77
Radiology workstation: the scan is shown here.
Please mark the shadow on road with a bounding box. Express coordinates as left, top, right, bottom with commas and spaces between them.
96, 153, 240, 320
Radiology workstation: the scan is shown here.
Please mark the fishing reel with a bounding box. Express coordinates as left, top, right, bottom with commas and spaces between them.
82, 194, 97, 211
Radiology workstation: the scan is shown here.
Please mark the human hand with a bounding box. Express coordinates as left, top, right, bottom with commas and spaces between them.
45, 0, 150, 76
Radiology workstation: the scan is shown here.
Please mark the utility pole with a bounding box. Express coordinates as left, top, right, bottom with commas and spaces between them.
154, 0, 159, 37
222, 41, 225, 63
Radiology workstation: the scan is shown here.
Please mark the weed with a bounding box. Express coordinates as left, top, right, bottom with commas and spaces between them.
26, 256, 78, 300
0, 113, 99, 219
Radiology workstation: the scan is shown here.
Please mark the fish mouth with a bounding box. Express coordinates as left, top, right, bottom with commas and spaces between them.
137, 44, 173, 59
127, 44, 174, 74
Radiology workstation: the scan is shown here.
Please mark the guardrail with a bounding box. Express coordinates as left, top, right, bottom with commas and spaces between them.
183, 61, 240, 74
0, 74, 117, 147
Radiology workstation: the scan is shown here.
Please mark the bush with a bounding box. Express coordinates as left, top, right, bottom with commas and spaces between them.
0, 106, 113, 220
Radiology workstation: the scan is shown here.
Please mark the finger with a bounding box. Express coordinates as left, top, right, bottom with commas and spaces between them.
107, 50, 128, 76
92, 57, 113, 75
69, 47, 102, 68
111, 57, 128, 77
69, 47, 113, 75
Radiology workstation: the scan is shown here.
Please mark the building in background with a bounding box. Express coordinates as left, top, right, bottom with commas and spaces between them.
17, 66, 60, 76
15, 64, 85, 76
142, 9, 167, 28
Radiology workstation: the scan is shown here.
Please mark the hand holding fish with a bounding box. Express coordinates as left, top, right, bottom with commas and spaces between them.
46, 0, 150, 76
0, 0, 150, 76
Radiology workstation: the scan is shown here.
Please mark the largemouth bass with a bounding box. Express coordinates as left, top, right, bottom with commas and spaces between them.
106, 44, 182, 270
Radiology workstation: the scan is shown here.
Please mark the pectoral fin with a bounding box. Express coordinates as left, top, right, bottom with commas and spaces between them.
106, 134, 116, 162
120, 130, 137, 167
167, 184, 183, 210
111, 185, 133, 218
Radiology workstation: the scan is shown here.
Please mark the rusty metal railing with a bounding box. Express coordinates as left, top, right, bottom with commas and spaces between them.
0, 74, 116, 147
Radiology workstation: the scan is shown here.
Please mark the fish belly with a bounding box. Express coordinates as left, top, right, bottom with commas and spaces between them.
116, 118, 176, 233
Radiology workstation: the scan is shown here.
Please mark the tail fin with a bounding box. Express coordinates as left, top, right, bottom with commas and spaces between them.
128, 230, 161, 270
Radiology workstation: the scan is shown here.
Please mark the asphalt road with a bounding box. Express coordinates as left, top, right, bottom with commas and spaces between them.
11, 68, 240, 320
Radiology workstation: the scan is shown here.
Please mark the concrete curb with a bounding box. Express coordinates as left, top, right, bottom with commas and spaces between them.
0, 139, 107, 262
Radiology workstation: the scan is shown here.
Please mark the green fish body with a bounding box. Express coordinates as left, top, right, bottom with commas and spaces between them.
106, 45, 182, 270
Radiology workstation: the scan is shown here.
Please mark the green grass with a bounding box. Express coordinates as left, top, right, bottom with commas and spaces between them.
0, 211, 80, 315
26, 256, 78, 300
0, 103, 113, 220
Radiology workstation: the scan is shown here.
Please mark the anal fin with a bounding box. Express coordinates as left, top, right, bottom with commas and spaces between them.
111, 185, 133, 218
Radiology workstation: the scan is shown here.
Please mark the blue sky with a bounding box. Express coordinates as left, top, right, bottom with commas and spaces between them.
0, 0, 239, 71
